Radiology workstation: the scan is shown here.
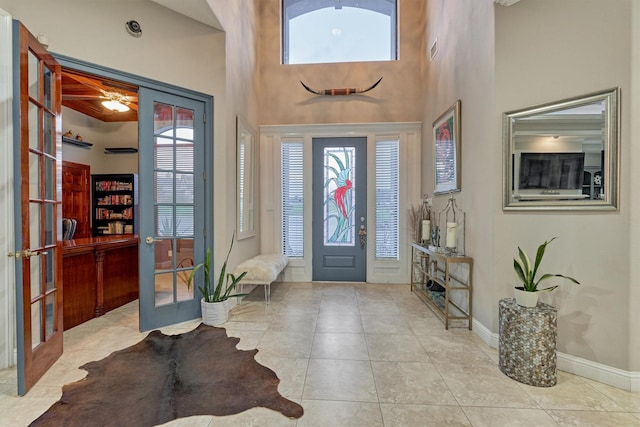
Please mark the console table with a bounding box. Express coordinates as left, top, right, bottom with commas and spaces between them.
498, 298, 557, 387
410, 243, 473, 329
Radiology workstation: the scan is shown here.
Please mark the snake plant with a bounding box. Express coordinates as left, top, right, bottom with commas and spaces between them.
187, 233, 247, 303
513, 237, 580, 292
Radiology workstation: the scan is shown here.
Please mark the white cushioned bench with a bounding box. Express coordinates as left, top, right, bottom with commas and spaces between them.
234, 254, 288, 304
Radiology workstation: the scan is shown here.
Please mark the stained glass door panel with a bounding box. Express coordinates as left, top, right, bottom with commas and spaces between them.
312, 137, 367, 282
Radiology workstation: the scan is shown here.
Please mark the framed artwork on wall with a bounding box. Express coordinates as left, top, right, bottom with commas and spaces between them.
433, 100, 461, 195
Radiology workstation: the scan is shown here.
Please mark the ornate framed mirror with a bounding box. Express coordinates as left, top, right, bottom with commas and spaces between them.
237, 117, 256, 239
503, 88, 620, 211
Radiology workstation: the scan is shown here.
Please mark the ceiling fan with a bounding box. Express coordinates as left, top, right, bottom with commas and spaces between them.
61, 72, 138, 118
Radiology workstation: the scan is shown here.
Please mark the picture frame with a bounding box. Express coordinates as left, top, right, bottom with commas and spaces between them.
433, 100, 461, 195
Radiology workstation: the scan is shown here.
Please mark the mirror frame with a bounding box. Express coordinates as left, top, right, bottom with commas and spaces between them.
503, 88, 620, 211
237, 116, 256, 239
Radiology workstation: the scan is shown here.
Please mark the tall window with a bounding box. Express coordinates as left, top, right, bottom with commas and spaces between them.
281, 141, 304, 257
282, 0, 397, 65
375, 138, 399, 259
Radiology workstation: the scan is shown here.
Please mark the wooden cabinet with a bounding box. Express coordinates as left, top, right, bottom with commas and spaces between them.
92, 173, 138, 236
410, 243, 473, 330
62, 236, 139, 330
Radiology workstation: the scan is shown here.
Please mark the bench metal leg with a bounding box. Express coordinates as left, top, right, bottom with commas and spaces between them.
264, 283, 271, 305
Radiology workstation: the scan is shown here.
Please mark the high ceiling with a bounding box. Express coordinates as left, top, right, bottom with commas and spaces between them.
61, 70, 139, 122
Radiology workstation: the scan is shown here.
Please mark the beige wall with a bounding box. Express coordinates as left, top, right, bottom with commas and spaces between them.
495, 0, 633, 370
424, 0, 497, 332
62, 108, 138, 175
205, 0, 261, 267
257, 0, 425, 125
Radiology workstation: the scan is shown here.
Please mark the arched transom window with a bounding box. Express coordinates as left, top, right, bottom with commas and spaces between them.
282, 0, 398, 65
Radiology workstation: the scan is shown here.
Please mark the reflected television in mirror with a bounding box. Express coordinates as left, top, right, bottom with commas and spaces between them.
503, 88, 619, 210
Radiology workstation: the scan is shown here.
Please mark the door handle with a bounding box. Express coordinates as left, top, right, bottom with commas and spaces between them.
145, 236, 155, 244
8, 249, 48, 259
359, 225, 367, 248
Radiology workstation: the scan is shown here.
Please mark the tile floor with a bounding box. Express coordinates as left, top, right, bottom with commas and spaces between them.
1, 282, 639, 426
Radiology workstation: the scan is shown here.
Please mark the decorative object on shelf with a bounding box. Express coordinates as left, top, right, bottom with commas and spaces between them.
433, 99, 461, 194
513, 237, 580, 307
437, 192, 465, 256
408, 205, 421, 243
63, 130, 73, 138
418, 194, 433, 246
300, 77, 383, 96
75, 133, 83, 141
187, 233, 248, 326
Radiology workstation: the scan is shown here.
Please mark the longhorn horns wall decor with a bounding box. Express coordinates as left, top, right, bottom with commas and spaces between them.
300, 77, 383, 96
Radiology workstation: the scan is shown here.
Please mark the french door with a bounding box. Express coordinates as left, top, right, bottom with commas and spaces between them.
12, 21, 63, 395
138, 88, 207, 331
312, 137, 367, 281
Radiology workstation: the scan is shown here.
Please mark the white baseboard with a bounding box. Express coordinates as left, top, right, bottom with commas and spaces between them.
472, 318, 639, 393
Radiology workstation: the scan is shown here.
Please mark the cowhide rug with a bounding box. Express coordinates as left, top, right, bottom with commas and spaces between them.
30, 323, 303, 426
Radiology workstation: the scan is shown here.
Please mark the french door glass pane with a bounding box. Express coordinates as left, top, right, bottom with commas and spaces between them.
31, 301, 42, 349
153, 101, 196, 307
45, 293, 55, 338
43, 64, 52, 110
28, 50, 38, 100
28, 103, 38, 149
29, 202, 40, 249
29, 153, 40, 199
323, 146, 355, 246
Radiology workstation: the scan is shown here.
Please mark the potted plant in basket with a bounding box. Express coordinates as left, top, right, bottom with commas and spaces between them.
187, 233, 247, 325
513, 237, 580, 307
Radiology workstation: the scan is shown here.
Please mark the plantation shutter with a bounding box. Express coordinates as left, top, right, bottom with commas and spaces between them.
375, 139, 400, 259
281, 142, 304, 257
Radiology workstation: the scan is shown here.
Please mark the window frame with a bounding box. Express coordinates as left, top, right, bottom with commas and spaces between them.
281, 0, 398, 65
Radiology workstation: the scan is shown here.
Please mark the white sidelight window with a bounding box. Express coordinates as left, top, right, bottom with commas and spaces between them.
375, 138, 399, 259
281, 141, 304, 257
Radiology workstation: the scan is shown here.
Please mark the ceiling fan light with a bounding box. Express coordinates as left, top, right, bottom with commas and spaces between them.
102, 99, 130, 112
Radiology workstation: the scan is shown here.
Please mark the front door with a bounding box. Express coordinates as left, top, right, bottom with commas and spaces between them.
312, 137, 367, 281
12, 21, 63, 395
138, 88, 207, 331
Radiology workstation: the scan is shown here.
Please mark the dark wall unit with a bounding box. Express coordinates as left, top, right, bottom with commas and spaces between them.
92, 173, 139, 236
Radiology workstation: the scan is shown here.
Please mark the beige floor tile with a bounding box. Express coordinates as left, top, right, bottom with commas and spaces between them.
365, 333, 429, 362
418, 334, 495, 365
157, 415, 215, 426
302, 359, 378, 402
266, 312, 317, 333
547, 409, 640, 426
297, 400, 384, 427
252, 356, 309, 399
584, 378, 640, 412
5, 282, 640, 426
256, 330, 313, 358
380, 403, 471, 427
358, 300, 402, 316
224, 329, 265, 350
437, 363, 540, 408
361, 314, 413, 335
316, 312, 363, 333
175, 407, 298, 427
519, 371, 626, 411
372, 361, 457, 405
310, 332, 369, 360
462, 406, 559, 426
